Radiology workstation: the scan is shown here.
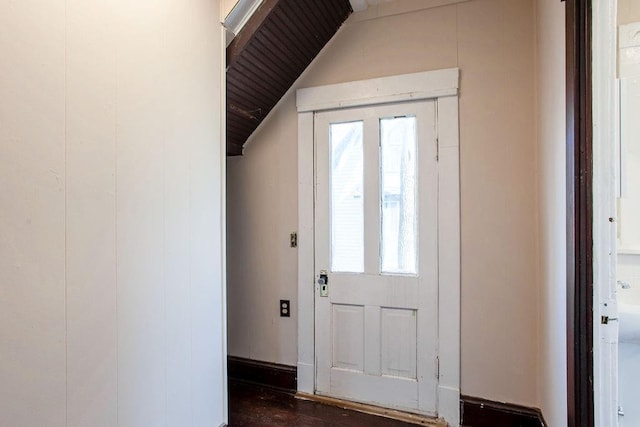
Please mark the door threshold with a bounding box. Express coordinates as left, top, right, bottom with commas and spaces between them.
295, 392, 447, 426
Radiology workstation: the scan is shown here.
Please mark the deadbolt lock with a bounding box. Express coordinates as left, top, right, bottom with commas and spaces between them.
318, 270, 329, 297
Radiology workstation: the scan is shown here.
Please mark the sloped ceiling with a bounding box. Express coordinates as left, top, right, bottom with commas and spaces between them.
226, 0, 353, 156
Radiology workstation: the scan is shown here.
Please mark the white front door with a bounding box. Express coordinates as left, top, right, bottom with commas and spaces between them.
314, 100, 438, 415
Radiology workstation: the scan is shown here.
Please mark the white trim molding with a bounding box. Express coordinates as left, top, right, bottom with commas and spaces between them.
220, 23, 230, 425
296, 68, 459, 113
592, 1, 619, 427
222, 0, 263, 46
296, 69, 460, 426
223, 0, 263, 30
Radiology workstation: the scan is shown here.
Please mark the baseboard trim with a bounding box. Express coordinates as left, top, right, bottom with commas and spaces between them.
227, 356, 297, 392
461, 395, 546, 427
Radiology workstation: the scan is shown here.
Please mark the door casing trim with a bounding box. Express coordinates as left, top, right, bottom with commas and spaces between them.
566, 1, 594, 426
296, 69, 461, 426
591, 0, 618, 425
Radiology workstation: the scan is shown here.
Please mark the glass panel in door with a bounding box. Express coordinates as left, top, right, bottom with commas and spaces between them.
380, 116, 418, 274
330, 121, 364, 273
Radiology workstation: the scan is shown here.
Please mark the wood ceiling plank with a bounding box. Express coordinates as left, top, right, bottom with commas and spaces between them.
226, 0, 352, 155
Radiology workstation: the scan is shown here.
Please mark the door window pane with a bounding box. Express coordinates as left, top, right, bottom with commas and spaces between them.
331, 121, 364, 273
380, 116, 417, 274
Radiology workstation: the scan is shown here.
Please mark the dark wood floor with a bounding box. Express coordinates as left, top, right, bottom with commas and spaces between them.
228, 381, 416, 426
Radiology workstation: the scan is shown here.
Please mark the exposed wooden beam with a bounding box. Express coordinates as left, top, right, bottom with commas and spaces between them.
227, 0, 280, 68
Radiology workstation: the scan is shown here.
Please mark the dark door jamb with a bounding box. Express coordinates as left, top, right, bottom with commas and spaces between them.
566, 0, 594, 426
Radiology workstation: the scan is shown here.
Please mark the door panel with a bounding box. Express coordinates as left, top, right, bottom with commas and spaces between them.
314, 101, 438, 415
331, 304, 365, 371
381, 308, 417, 379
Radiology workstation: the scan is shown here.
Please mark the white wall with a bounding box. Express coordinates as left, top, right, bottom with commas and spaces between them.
618, 3, 640, 308
619, 0, 640, 26
619, 77, 640, 251
618, 255, 640, 305
227, 0, 540, 406
0, 1, 227, 426
221, 0, 240, 18
535, 0, 568, 426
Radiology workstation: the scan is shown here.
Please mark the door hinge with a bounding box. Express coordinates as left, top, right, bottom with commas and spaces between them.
435, 105, 440, 162
436, 356, 440, 379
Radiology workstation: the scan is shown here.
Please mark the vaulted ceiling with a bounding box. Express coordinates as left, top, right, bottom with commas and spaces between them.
225, 0, 353, 156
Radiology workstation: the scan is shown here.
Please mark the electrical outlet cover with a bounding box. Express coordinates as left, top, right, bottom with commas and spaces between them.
280, 299, 290, 317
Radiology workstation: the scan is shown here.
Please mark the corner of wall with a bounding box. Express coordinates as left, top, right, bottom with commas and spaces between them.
534, 0, 568, 425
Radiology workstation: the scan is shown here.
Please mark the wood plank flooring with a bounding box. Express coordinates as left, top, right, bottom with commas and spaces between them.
228, 381, 417, 426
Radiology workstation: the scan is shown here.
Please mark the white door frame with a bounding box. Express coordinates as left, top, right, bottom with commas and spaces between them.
296, 68, 461, 426
592, 1, 619, 426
